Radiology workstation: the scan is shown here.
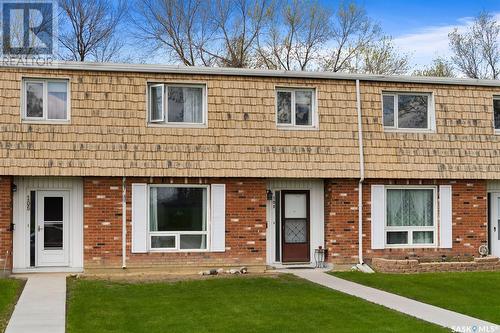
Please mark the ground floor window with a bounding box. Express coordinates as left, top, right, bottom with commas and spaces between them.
385, 187, 436, 246
149, 185, 208, 251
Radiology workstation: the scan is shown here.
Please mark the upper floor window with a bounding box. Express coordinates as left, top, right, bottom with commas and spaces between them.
382, 92, 434, 131
276, 88, 316, 128
23, 79, 69, 121
493, 96, 500, 132
148, 83, 206, 126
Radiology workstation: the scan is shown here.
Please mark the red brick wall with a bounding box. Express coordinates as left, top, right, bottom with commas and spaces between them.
83, 177, 267, 269
324, 179, 360, 263
0, 177, 13, 271
325, 179, 488, 264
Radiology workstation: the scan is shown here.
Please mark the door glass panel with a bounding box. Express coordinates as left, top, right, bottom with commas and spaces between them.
44, 197, 63, 221
275, 191, 281, 262
497, 197, 500, 217
44, 223, 63, 249
43, 196, 64, 250
498, 220, 500, 241
30, 191, 36, 266
284, 220, 307, 243
284, 194, 307, 218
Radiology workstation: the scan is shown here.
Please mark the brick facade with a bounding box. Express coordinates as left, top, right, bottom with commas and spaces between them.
0, 177, 13, 271
324, 179, 360, 263
0, 175, 490, 271
83, 177, 267, 270
325, 179, 488, 264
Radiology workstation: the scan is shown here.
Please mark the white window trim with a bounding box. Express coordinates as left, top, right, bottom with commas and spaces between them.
21, 78, 71, 123
382, 92, 435, 133
493, 96, 500, 135
147, 83, 208, 128
384, 185, 438, 249
275, 87, 318, 130
147, 184, 211, 252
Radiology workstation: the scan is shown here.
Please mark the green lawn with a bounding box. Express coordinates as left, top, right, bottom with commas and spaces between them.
66, 275, 447, 333
0, 278, 24, 333
333, 271, 500, 324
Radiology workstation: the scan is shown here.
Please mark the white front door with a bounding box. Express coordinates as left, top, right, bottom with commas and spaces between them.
490, 193, 500, 257
36, 190, 70, 267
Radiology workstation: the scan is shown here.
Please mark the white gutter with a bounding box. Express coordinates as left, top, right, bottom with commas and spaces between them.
122, 176, 127, 268
356, 79, 365, 265
3, 60, 500, 87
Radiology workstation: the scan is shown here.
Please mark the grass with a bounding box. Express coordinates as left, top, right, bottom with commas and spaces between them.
0, 278, 24, 333
66, 274, 448, 333
333, 271, 500, 324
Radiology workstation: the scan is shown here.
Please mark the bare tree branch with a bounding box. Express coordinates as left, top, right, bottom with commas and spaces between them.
413, 57, 455, 77
59, 0, 126, 61
255, 0, 330, 71
345, 37, 410, 75
322, 1, 381, 72
133, 0, 214, 66
449, 12, 500, 79
209, 0, 273, 67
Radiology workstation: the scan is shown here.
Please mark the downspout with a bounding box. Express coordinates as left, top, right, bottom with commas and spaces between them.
355, 80, 365, 266
122, 176, 127, 269
355, 80, 374, 273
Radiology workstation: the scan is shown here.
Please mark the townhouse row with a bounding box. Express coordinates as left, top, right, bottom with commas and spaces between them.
0, 62, 499, 273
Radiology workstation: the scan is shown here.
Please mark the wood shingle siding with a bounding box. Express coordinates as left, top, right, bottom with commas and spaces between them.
1, 66, 500, 179
362, 81, 500, 179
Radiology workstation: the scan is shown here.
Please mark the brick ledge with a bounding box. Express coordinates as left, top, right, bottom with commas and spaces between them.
372, 256, 500, 273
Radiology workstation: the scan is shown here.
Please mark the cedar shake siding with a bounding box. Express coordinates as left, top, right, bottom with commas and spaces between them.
1, 65, 500, 179
0, 67, 360, 178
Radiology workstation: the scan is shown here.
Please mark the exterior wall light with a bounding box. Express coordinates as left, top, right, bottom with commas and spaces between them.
266, 190, 273, 201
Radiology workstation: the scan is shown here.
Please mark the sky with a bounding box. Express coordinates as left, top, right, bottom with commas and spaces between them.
88, 0, 500, 69
354, 0, 500, 68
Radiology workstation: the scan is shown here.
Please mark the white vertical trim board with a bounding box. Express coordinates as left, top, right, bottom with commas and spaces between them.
439, 185, 453, 249
131, 183, 148, 253
371, 185, 385, 250
210, 184, 226, 252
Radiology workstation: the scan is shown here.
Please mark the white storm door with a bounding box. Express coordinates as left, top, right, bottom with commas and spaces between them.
36, 191, 70, 267
490, 193, 500, 257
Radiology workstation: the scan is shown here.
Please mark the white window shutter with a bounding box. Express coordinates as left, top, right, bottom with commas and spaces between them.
371, 185, 385, 250
439, 185, 453, 249
131, 183, 148, 253
211, 184, 226, 252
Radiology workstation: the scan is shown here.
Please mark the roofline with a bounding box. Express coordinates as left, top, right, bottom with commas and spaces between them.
3, 60, 500, 87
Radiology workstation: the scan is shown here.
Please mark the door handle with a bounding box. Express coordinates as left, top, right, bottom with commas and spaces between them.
38, 225, 43, 232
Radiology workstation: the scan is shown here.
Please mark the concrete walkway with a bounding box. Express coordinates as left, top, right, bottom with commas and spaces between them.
288, 269, 499, 332
6, 274, 67, 333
